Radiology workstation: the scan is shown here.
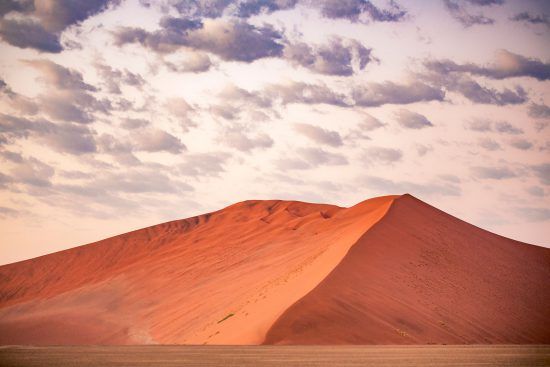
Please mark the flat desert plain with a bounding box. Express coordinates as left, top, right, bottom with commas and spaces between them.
1, 345, 549, 367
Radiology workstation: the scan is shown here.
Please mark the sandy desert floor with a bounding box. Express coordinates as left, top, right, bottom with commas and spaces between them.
0, 345, 549, 367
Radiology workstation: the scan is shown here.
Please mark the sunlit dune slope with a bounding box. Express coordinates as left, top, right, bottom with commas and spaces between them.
264, 194, 550, 344
0, 195, 396, 345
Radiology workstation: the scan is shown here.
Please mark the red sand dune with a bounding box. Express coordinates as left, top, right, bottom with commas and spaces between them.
0, 194, 549, 345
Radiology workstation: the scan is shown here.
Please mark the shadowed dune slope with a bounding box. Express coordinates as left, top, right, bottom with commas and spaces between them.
0, 196, 397, 345
263, 194, 550, 344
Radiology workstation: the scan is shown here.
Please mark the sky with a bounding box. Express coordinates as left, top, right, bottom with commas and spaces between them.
0, 0, 549, 265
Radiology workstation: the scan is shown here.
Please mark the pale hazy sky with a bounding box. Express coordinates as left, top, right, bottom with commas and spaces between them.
0, 0, 549, 264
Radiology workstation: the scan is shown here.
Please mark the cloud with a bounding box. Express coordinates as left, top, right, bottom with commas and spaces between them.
10, 157, 55, 187
0, 114, 97, 155
114, 18, 285, 62
0, 18, 62, 52
364, 146, 402, 164
222, 128, 273, 151
294, 123, 343, 147
426, 50, 550, 81
442, 0, 502, 27
94, 62, 145, 94
532, 163, 550, 185
495, 121, 523, 135
120, 118, 150, 130
24, 59, 96, 91
515, 207, 550, 222
179, 152, 230, 177
478, 137, 500, 151
357, 113, 385, 131
466, 119, 492, 132
284, 37, 373, 76
165, 52, 213, 73
0, 206, 20, 218
132, 129, 186, 154
276, 147, 348, 170
471, 166, 517, 179
395, 109, 433, 129
0, 0, 121, 52
165, 97, 197, 131
169, 0, 406, 22
466, 119, 523, 134
317, 0, 407, 22
360, 175, 461, 196
509, 137, 533, 150
266, 81, 350, 106
526, 186, 544, 197
218, 84, 272, 108
423, 71, 527, 105
528, 103, 550, 119
0, 79, 38, 115
352, 81, 445, 107
510, 12, 549, 27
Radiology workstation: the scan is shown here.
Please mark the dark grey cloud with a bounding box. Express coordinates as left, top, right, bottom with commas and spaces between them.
0, 114, 97, 155
495, 121, 523, 134
284, 37, 373, 76
317, 0, 407, 22
0, 0, 34, 17
467, 119, 492, 132
395, 109, 433, 129
0, 0, 121, 52
528, 103, 550, 119
442, 0, 501, 27
0, 18, 62, 52
425, 50, 550, 81
266, 81, 350, 106
114, 18, 285, 62
236, 0, 299, 18
365, 146, 402, 163
532, 163, 550, 185
423, 71, 527, 105
509, 137, 533, 150
510, 12, 549, 27
466, 119, 523, 134
478, 137, 500, 151
361, 175, 461, 196
471, 165, 517, 179
170, 0, 406, 22
44, 122, 97, 154
294, 123, 343, 147
353, 81, 445, 107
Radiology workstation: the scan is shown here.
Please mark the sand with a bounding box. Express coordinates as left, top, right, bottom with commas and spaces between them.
0, 194, 549, 345
1, 345, 549, 367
